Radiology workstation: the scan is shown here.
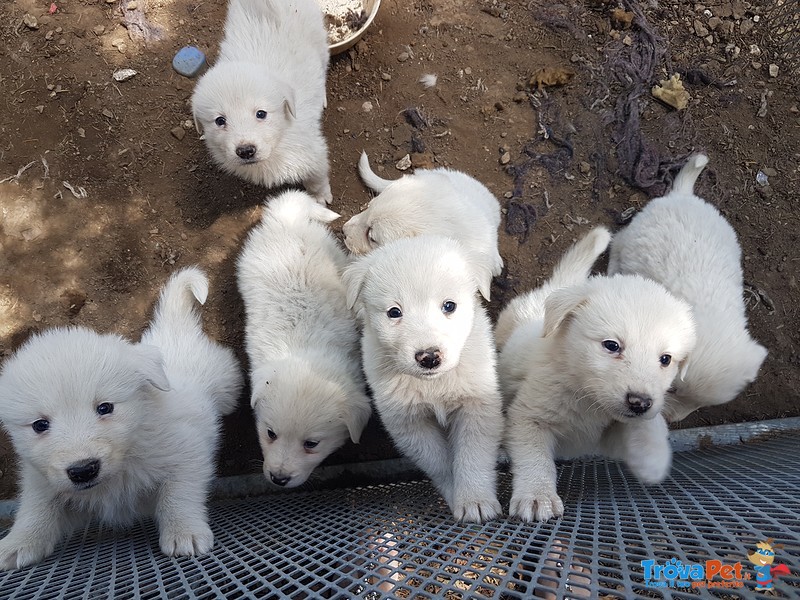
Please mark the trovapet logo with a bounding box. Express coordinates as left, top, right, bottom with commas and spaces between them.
642, 539, 791, 591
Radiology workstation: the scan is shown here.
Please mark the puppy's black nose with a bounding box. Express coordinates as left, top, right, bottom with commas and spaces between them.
626, 393, 653, 415
236, 144, 256, 160
415, 348, 442, 370
270, 473, 291, 487
67, 459, 101, 484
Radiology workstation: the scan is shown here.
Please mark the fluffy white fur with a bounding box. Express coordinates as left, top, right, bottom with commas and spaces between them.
343, 152, 503, 297
608, 154, 767, 422
191, 0, 332, 204
343, 235, 503, 523
499, 235, 696, 521
237, 190, 372, 489
0, 267, 242, 570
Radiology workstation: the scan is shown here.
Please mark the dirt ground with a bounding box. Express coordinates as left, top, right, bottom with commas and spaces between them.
0, 0, 798, 499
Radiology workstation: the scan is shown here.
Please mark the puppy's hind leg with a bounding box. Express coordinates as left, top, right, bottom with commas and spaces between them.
0, 470, 71, 570
449, 398, 503, 523
381, 407, 454, 506
303, 139, 333, 205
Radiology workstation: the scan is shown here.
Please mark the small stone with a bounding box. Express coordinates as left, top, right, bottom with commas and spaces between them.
464, 67, 472, 75
127, 1, 138, 9
753, 14, 760, 22
740, 19, 754, 35
172, 46, 206, 78
59, 38, 67, 46
705, 34, 714, 44
751, 61, 761, 70
102, 108, 114, 119
45, 30, 54, 40
112, 68, 137, 82
513, 91, 528, 103
55, 27, 62, 33
499, 151, 511, 165
180, 233, 188, 241
111, 39, 127, 53
35, 105, 44, 113
381, 72, 391, 81
93, 25, 106, 36
397, 51, 409, 62
579, 161, 591, 174
694, 20, 709, 37
361, 101, 373, 112
395, 154, 412, 171
762, 167, 777, 177
23, 13, 39, 29
790, 104, 799, 113
769, 64, 779, 77
171, 126, 186, 140
78, 127, 85, 137
503, 191, 513, 199
731, 0, 746, 19
749, 44, 761, 57
410, 152, 435, 169
708, 16, 722, 30
622, 34, 633, 46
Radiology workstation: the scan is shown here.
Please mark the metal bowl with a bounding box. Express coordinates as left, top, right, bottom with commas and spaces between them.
325, 0, 381, 56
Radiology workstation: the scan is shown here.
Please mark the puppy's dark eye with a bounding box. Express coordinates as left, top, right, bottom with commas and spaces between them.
267, 428, 277, 441
96, 402, 114, 416
442, 301, 457, 314
256, 110, 267, 120
387, 307, 402, 319
214, 116, 226, 127
303, 440, 319, 450
660, 354, 672, 367
602, 340, 621, 353
32, 419, 50, 434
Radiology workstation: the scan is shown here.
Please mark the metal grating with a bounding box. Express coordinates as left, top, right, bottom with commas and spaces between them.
1, 435, 798, 599
765, 0, 800, 74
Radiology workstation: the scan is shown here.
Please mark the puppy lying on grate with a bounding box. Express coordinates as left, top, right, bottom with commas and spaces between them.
191, 0, 333, 204
498, 228, 697, 521
237, 191, 372, 490
0, 268, 243, 569
608, 153, 767, 422
344, 235, 503, 523
343, 152, 504, 298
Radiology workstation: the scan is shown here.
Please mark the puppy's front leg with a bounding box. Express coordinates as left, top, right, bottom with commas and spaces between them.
449, 399, 502, 523
303, 159, 333, 205
603, 415, 672, 484
0, 470, 70, 570
156, 474, 214, 557
381, 406, 454, 505
507, 413, 563, 522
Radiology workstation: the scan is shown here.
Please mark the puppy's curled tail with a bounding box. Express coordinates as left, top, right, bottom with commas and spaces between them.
265, 190, 340, 226
358, 151, 395, 193
670, 153, 708, 196
153, 266, 208, 331
548, 226, 611, 290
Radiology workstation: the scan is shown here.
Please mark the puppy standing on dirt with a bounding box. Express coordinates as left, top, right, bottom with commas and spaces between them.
608, 154, 767, 422
344, 235, 502, 522
343, 152, 503, 295
0, 268, 242, 570
237, 190, 372, 489
191, 0, 332, 204
498, 228, 697, 521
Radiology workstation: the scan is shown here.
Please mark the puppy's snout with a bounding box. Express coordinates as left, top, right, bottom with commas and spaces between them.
626, 393, 653, 415
415, 348, 442, 370
270, 473, 291, 487
66, 459, 101, 484
236, 144, 257, 160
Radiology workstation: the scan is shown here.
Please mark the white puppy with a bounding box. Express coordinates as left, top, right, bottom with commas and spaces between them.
608, 154, 767, 422
0, 268, 242, 570
343, 235, 502, 523
499, 239, 696, 521
237, 190, 372, 489
191, 0, 332, 204
343, 152, 503, 296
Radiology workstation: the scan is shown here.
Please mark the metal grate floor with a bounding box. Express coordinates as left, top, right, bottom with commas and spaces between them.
1, 435, 798, 599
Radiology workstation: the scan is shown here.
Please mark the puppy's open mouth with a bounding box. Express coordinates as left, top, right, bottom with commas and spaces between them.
72, 481, 101, 491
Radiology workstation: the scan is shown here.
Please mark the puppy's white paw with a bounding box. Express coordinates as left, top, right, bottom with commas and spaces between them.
0, 537, 55, 571
627, 450, 672, 484
159, 523, 214, 557
453, 494, 502, 523
510, 492, 564, 522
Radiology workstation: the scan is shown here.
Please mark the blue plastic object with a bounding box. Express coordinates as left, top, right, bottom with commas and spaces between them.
172, 46, 207, 78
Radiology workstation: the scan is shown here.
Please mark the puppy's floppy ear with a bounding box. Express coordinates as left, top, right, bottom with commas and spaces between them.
192, 111, 203, 135
459, 246, 493, 301
283, 86, 297, 120
134, 344, 171, 391
250, 363, 279, 409
678, 357, 691, 381
543, 284, 587, 337
343, 392, 372, 444
342, 257, 371, 312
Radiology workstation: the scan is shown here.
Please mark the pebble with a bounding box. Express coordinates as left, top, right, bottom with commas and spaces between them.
707, 16, 722, 30
464, 67, 472, 75
180, 233, 188, 241
694, 20, 709, 37
170, 126, 185, 140
93, 25, 105, 36
769, 64, 779, 77
579, 161, 591, 174
361, 101, 373, 112
740, 19, 754, 35
397, 52, 409, 62
381, 72, 391, 81
762, 167, 777, 177
127, 1, 138, 9
112, 68, 137, 82
111, 39, 127, 53
749, 44, 761, 56
102, 108, 114, 119
45, 30, 54, 40
395, 154, 412, 171
499, 151, 511, 165
172, 46, 206, 78
23, 13, 38, 29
